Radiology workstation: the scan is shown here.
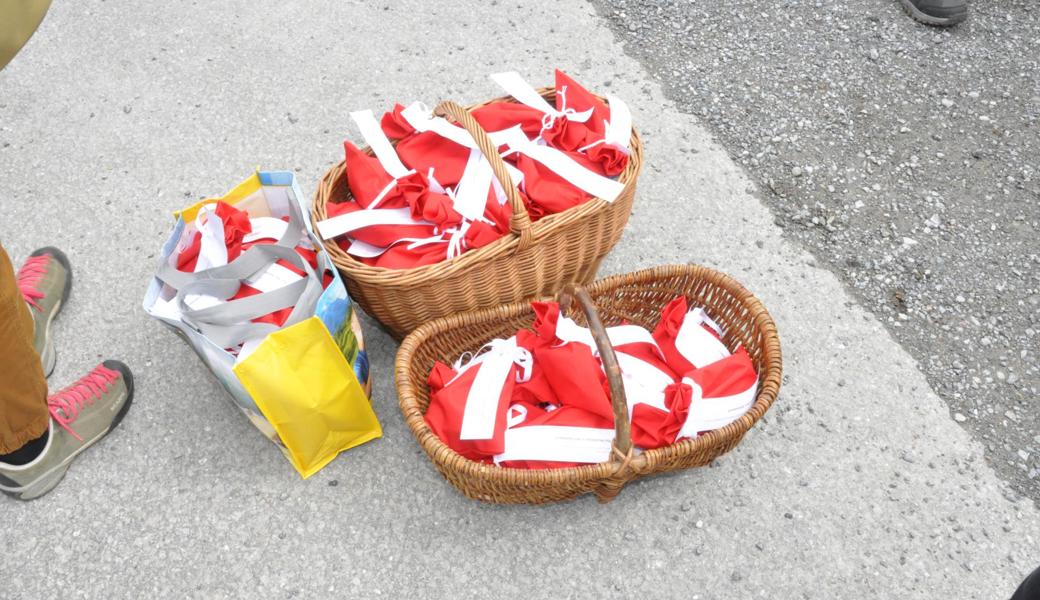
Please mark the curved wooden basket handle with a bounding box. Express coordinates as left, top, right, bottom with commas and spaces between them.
433, 100, 534, 251
557, 284, 633, 459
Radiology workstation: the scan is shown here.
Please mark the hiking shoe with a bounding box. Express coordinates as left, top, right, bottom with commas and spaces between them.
899, 0, 968, 26
0, 361, 134, 501
16, 247, 72, 377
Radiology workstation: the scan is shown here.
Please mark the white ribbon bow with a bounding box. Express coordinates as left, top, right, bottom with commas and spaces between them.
453, 337, 533, 441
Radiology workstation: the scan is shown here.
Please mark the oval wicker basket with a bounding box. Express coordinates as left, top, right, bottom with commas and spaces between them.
312, 89, 643, 339
396, 264, 783, 504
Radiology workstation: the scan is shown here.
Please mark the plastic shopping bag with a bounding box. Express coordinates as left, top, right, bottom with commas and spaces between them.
143, 170, 381, 477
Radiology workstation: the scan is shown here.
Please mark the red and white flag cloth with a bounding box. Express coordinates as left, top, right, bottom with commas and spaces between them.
494, 403, 615, 470
169, 201, 330, 331
424, 337, 533, 461
424, 296, 760, 467
315, 69, 634, 270
653, 296, 731, 372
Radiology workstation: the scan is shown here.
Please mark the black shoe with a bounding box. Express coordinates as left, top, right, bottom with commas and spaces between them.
899, 0, 968, 26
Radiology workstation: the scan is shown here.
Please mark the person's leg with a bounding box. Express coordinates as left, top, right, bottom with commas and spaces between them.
0, 243, 134, 501
0, 243, 49, 457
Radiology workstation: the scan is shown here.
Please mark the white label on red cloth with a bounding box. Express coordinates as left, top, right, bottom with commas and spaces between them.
315, 207, 428, 241
494, 426, 615, 465
497, 128, 625, 203
675, 378, 758, 441
350, 109, 411, 179
459, 338, 527, 441
675, 310, 731, 368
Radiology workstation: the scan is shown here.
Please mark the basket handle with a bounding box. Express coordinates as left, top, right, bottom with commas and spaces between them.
433, 100, 534, 251
557, 284, 633, 459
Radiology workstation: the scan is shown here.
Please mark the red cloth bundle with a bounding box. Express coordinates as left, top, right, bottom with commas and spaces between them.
315, 69, 634, 270
424, 296, 759, 469
175, 201, 333, 332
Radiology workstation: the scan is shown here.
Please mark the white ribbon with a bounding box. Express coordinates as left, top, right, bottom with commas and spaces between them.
452, 149, 495, 221
415, 221, 471, 261
674, 377, 758, 441
615, 352, 675, 419
242, 217, 290, 244
577, 94, 634, 156
194, 205, 228, 272
491, 71, 632, 156
554, 317, 661, 354
602, 94, 633, 151
316, 207, 430, 241
496, 127, 625, 202
553, 316, 675, 418
490, 71, 595, 136
185, 207, 304, 325
506, 404, 529, 428
398, 102, 525, 184
674, 308, 731, 369
350, 109, 411, 179
456, 337, 533, 441
494, 425, 615, 465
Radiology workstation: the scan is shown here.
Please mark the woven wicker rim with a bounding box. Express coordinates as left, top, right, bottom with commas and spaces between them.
395, 264, 784, 486
310, 88, 643, 283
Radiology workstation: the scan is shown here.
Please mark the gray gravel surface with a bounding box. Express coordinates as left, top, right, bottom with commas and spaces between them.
592, 0, 1040, 504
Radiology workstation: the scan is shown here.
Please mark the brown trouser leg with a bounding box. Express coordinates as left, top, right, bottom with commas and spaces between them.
0, 244, 48, 453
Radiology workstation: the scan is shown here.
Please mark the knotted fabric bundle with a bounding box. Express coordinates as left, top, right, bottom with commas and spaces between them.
424, 296, 759, 469
172, 201, 333, 350
316, 69, 634, 270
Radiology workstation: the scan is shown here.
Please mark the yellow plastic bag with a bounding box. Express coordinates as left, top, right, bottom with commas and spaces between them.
234, 316, 382, 478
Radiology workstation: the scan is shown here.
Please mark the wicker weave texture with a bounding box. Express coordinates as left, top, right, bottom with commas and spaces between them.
311, 89, 643, 339
395, 264, 783, 504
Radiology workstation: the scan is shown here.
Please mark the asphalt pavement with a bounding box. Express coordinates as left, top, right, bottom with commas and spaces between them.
0, 1, 1038, 598
591, 0, 1040, 504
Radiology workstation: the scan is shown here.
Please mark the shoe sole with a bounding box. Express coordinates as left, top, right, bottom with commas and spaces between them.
31, 247, 72, 379
898, 0, 967, 26
2, 361, 135, 501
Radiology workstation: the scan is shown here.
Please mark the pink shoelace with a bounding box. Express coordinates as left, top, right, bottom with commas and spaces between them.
47, 365, 120, 442
16, 255, 50, 311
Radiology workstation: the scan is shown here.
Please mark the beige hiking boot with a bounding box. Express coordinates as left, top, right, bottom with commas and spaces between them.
0, 361, 134, 501
16, 247, 72, 377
